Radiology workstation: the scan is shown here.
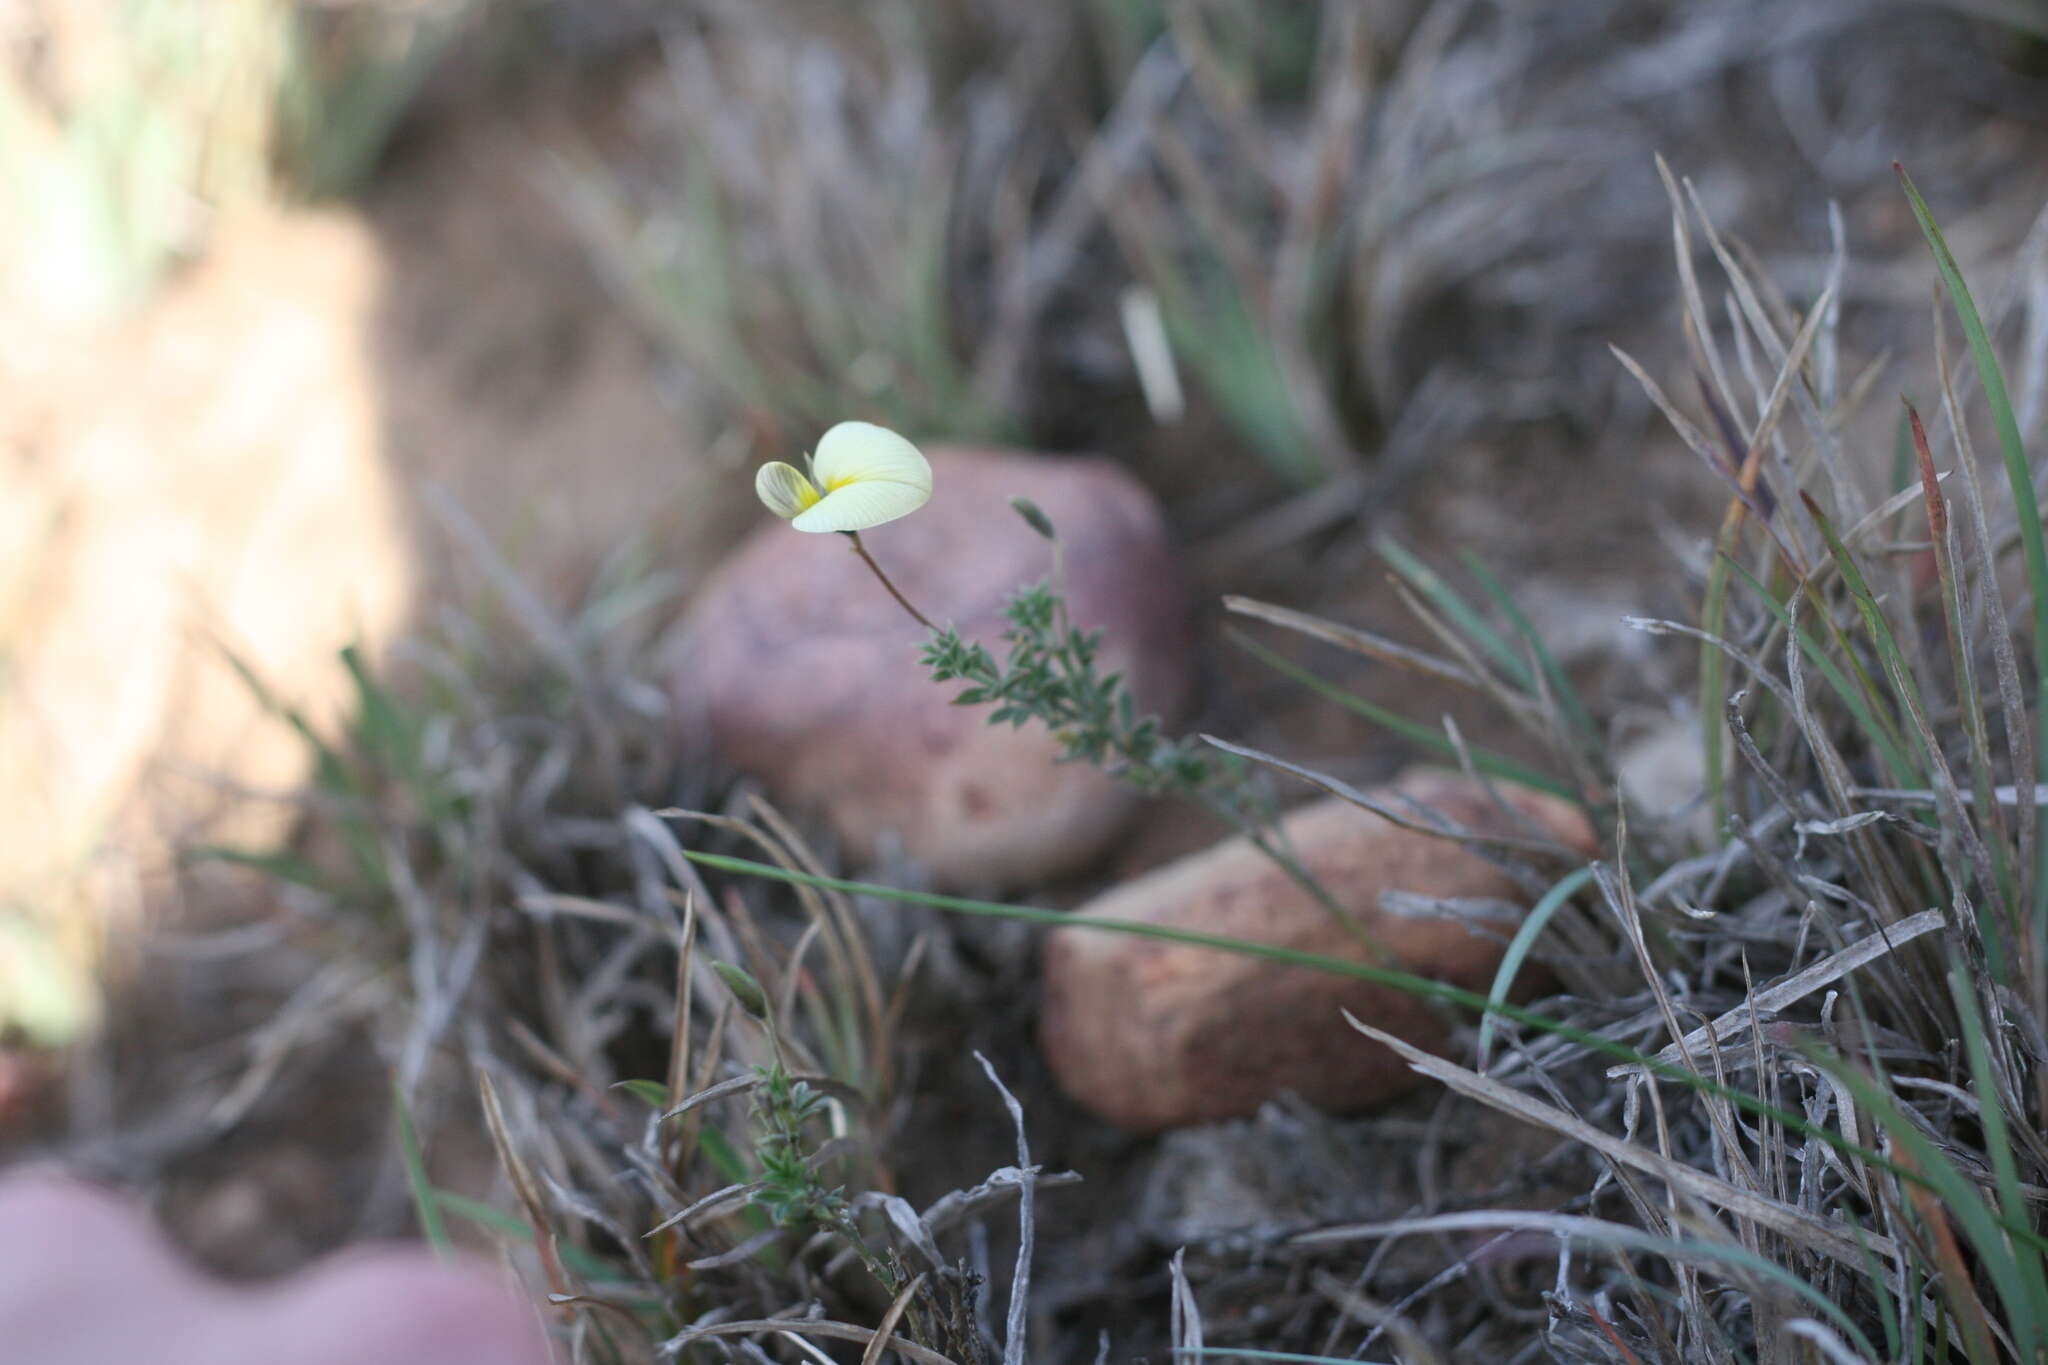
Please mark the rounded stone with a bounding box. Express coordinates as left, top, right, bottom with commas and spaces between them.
669, 446, 1194, 887
1039, 770, 1597, 1132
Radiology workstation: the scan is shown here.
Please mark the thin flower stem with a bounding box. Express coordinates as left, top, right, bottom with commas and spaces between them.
846, 532, 937, 631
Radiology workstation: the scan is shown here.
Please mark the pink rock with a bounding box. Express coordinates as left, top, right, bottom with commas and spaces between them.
669, 446, 1193, 887
1040, 770, 1597, 1131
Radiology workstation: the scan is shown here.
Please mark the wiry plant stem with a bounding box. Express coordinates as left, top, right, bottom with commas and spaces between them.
846, 531, 937, 631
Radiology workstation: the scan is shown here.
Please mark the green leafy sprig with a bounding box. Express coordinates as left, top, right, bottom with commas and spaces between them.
922, 582, 1217, 797
921, 533, 1365, 945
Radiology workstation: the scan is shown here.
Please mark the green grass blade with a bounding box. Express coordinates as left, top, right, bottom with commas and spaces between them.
1810, 1046, 2048, 1350
694, 1123, 754, 1187
1476, 865, 1596, 1066
1800, 493, 1932, 757
1844, 1209, 1904, 1362
1898, 164, 2048, 931
615, 1078, 669, 1108
184, 844, 334, 894
1804, 491, 2000, 904
1890, 406, 1915, 495
430, 1192, 634, 1284
391, 1076, 452, 1259
1948, 966, 2048, 1318
1227, 628, 1575, 801
1376, 536, 1533, 690
682, 850, 1926, 1191
1461, 550, 1601, 747
1699, 525, 1737, 835
1911, 398, 2018, 934
1722, 558, 1919, 787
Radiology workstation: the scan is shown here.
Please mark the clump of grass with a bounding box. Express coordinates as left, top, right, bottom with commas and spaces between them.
548, 3, 1017, 456
167, 506, 1050, 1362
691, 164, 2048, 1360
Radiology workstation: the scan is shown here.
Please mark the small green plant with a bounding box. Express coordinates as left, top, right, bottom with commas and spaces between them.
919, 503, 1390, 943
747, 1062, 849, 1232
923, 581, 1218, 798
713, 961, 865, 1252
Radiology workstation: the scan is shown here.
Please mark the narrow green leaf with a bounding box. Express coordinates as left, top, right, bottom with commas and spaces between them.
1461, 550, 1601, 748
1844, 1209, 1904, 1362
1700, 521, 1737, 834
1227, 629, 1575, 801
1476, 865, 1596, 1065
1948, 966, 2048, 1323
1377, 536, 1531, 689
184, 843, 334, 894
1800, 493, 1934, 772
680, 850, 1923, 1189
1898, 163, 2048, 934
429, 1192, 633, 1284
1721, 558, 1918, 787
694, 1124, 753, 1187
1809, 1046, 2048, 1347
615, 1079, 670, 1108
392, 1077, 452, 1260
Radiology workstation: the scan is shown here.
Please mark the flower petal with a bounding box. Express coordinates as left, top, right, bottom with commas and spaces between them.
791, 478, 933, 533
809, 421, 932, 499
755, 461, 821, 520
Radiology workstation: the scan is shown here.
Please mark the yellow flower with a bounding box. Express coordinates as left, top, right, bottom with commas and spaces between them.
755, 421, 933, 533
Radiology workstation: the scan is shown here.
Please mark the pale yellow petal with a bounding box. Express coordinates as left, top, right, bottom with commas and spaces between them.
809, 421, 933, 499
791, 479, 933, 533
755, 461, 821, 520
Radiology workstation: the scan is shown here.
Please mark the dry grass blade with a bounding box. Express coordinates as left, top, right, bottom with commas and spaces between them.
746, 792, 886, 1049
1598, 828, 1767, 1264
660, 1071, 862, 1123
644, 1179, 758, 1240
660, 1071, 759, 1121
1381, 576, 1545, 731
1223, 594, 1483, 686
624, 807, 718, 937
1939, 313, 2039, 926
1656, 153, 1741, 450
1294, 1209, 1876, 1358
477, 1067, 571, 1301
976, 1052, 1035, 1365
1201, 734, 1577, 857
515, 892, 660, 934
1680, 176, 1859, 522
860, 1271, 929, 1365
1607, 908, 1947, 1078
1168, 1247, 1202, 1357
1340, 1013, 1897, 1266
1611, 344, 1760, 514
660, 1318, 961, 1365
662, 889, 698, 1172
1622, 617, 1798, 712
